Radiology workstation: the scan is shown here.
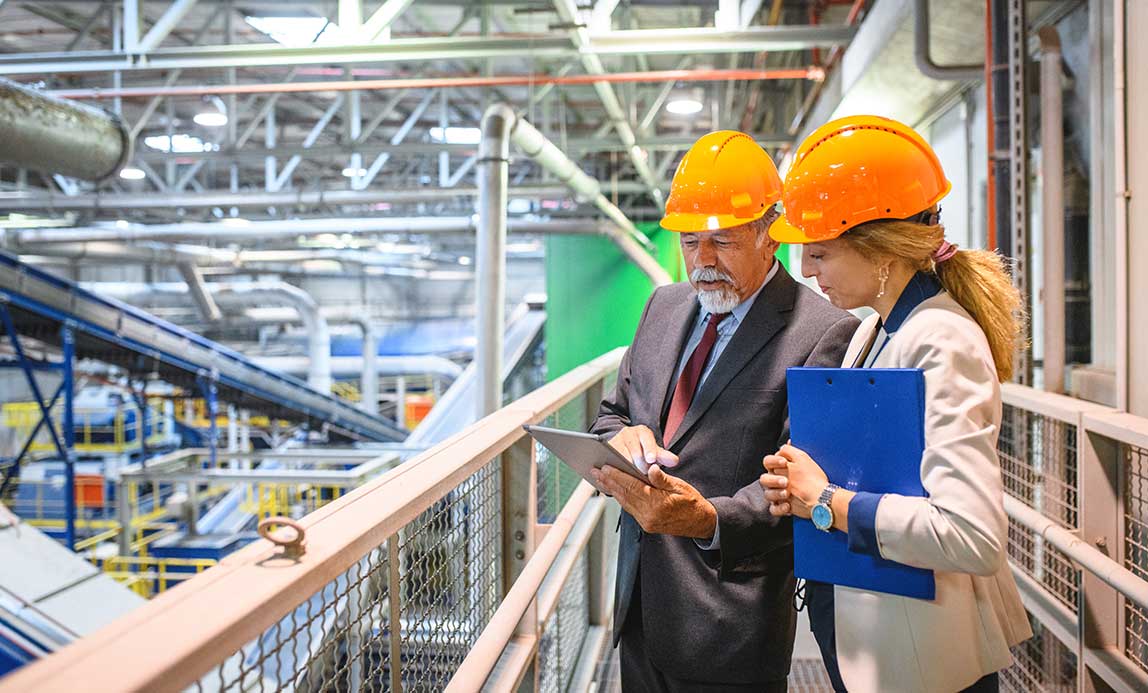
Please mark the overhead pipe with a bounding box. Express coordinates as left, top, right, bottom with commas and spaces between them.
0, 77, 131, 181
88, 282, 332, 394
1039, 27, 1065, 393
913, 0, 983, 81
250, 355, 463, 381
177, 263, 223, 322
476, 105, 514, 419
9, 217, 610, 245
0, 183, 652, 212
48, 67, 824, 101
502, 111, 673, 287
329, 315, 380, 415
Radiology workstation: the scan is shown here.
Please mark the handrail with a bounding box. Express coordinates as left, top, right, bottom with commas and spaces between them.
444, 483, 601, 691
1004, 496, 1148, 610
0, 348, 624, 693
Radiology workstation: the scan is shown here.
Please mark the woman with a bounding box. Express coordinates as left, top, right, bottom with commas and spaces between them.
760, 115, 1032, 693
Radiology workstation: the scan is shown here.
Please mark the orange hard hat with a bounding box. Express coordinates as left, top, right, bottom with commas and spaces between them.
770, 115, 952, 244
660, 130, 783, 233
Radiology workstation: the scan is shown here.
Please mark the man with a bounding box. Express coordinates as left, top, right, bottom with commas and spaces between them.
590, 131, 858, 691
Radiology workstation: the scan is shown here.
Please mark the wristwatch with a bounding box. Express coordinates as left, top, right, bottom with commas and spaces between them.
811, 483, 841, 532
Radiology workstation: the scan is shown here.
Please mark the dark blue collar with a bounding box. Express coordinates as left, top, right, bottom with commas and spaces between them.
883, 272, 942, 333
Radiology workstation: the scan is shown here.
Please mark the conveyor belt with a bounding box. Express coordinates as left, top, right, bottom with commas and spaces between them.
0, 252, 405, 442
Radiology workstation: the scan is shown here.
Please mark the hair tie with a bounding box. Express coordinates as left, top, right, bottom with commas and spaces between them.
933, 240, 959, 264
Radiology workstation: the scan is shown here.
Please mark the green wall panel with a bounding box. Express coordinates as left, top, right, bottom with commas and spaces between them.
545, 221, 683, 381
544, 221, 791, 381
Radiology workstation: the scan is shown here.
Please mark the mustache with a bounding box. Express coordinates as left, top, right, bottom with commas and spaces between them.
690, 267, 735, 285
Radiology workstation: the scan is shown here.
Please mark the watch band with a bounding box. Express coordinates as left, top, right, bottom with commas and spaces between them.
818, 483, 840, 507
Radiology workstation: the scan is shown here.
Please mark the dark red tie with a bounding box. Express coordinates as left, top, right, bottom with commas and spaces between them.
664, 313, 729, 443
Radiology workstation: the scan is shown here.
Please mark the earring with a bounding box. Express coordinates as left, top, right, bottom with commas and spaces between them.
876, 266, 889, 299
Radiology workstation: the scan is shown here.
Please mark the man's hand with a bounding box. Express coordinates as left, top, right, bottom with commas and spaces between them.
592, 465, 717, 540
607, 425, 678, 474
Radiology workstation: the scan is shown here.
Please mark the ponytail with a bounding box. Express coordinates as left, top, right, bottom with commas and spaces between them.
843, 219, 1026, 382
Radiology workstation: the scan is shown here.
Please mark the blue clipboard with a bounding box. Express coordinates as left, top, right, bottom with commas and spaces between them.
787, 367, 935, 600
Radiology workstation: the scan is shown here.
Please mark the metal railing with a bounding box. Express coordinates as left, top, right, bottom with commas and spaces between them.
997, 383, 1148, 692
0, 348, 623, 693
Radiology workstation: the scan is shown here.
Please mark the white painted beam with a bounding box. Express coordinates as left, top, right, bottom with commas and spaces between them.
137, 0, 199, 53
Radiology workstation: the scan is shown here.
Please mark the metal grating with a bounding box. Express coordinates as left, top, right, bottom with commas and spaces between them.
191, 459, 502, 692
1124, 443, 1148, 675
194, 546, 392, 692
1000, 615, 1076, 693
537, 551, 590, 693
999, 404, 1080, 612
398, 459, 503, 692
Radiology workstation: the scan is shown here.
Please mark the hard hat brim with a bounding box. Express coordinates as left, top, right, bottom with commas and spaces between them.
660, 208, 768, 233
768, 214, 830, 244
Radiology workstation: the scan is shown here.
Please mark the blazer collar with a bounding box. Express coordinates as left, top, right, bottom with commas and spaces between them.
665, 266, 796, 451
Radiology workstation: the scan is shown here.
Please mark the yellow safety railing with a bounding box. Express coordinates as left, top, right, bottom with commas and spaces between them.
2, 400, 172, 455
240, 482, 347, 519
96, 556, 217, 599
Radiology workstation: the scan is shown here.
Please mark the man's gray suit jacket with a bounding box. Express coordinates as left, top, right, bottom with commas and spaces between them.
590, 267, 858, 684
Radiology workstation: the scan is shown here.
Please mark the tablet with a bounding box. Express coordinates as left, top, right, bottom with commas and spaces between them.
523, 424, 651, 492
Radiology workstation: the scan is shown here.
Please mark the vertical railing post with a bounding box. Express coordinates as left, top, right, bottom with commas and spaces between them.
1078, 421, 1122, 692
60, 326, 76, 550
501, 434, 538, 690
387, 534, 404, 693
116, 477, 132, 556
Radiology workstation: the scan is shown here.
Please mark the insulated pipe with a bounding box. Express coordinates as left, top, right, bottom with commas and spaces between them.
87, 282, 332, 394
504, 113, 673, 287
0, 183, 652, 211
49, 67, 823, 101
250, 355, 463, 380
476, 105, 514, 419
9, 217, 610, 245
0, 77, 131, 181
1039, 27, 1065, 393
328, 316, 380, 415
913, 0, 982, 81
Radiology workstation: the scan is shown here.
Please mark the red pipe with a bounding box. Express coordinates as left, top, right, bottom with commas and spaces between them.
48, 67, 825, 101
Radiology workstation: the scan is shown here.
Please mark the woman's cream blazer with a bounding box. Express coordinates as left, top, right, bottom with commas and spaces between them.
832, 290, 1032, 692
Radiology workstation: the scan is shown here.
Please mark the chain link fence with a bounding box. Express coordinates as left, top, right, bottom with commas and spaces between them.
1000, 614, 1077, 693
1124, 443, 1148, 675
999, 403, 1080, 612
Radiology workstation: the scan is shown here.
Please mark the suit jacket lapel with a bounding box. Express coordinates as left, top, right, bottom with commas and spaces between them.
653, 292, 700, 442
667, 268, 797, 451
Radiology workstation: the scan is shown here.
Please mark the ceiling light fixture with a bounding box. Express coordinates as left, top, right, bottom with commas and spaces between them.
429, 127, 482, 145
342, 167, 367, 177
244, 16, 341, 47
119, 167, 146, 180
193, 112, 228, 127
666, 97, 704, 115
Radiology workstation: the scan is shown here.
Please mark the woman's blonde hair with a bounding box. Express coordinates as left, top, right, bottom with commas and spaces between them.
841, 217, 1026, 382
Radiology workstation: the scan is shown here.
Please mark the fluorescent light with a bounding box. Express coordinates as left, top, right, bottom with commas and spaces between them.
193, 112, 228, 127
244, 16, 342, 47
430, 127, 482, 145
342, 167, 367, 177
666, 98, 704, 115
458, 256, 473, 266
220, 217, 251, 227
119, 167, 146, 180
144, 134, 217, 154
114, 219, 131, 229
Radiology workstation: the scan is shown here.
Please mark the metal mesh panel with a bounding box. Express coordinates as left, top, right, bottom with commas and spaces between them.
398, 458, 503, 692
999, 404, 1080, 612
191, 459, 502, 693
193, 545, 393, 692
1124, 443, 1148, 674
537, 551, 590, 693
1000, 614, 1076, 693
537, 395, 589, 523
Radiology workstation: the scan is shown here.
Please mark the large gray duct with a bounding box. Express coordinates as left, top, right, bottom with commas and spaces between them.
0, 77, 131, 181
86, 281, 332, 394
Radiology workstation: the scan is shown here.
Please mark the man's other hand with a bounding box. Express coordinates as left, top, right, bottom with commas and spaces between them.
607, 425, 679, 474
592, 465, 717, 540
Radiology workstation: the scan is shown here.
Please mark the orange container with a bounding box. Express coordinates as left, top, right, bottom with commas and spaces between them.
404, 395, 435, 427
75, 474, 105, 508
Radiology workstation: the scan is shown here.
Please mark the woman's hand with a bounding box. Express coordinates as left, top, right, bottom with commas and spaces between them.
760, 444, 830, 519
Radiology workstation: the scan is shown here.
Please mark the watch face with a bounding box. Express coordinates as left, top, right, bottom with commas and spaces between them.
811, 504, 832, 530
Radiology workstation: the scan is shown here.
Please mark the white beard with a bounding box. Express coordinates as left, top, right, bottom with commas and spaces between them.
691, 266, 741, 314
697, 289, 741, 314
